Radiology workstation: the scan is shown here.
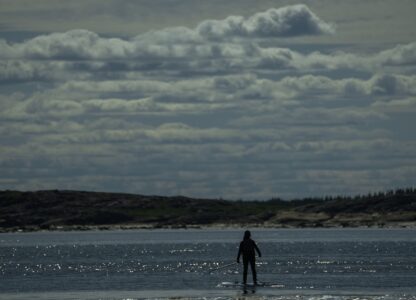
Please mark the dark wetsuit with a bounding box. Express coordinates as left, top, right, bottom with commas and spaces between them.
237, 238, 262, 284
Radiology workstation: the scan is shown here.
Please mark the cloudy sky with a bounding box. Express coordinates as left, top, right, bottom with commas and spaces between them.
1, 0, 415, 199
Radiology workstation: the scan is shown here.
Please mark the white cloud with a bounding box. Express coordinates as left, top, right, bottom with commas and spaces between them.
370, 74, 416, 96
4, 72, 416, 122
197, 4, 334, 39
0, 4, 335, 62
377, 42, 416, 66
275, 74, 416, 99
1, 26, 415, 82
294, 42, 416, 72
0, 29, 256, 61
0, 30, 134, 60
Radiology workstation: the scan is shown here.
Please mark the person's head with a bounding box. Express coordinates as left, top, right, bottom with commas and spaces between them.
243, 230, 251, 240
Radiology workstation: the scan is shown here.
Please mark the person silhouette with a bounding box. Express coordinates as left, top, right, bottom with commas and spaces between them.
237, 230, 262, 285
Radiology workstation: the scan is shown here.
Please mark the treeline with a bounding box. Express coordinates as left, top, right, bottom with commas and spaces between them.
294, 188, 416, 215
291, 188, 416, 203
0, 188, 415, 231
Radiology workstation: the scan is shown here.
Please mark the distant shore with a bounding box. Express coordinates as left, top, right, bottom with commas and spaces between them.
1, 221, 415, 233
1, 189, 415, 233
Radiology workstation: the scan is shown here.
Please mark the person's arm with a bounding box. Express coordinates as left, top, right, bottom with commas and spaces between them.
254, 241, 262, 257
237, 242, 242, 263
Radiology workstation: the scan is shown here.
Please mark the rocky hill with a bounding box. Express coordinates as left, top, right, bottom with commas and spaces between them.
0, 189, 415, 232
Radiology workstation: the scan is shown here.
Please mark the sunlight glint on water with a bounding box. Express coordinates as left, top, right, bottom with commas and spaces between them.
0, 228, 415, 299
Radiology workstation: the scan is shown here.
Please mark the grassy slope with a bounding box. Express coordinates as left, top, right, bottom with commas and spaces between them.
0, 189, 415, 230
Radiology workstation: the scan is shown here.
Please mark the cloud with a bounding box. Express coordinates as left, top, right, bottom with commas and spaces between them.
1, 27, 415, 85
377, 42, 416, 66
5, 72, 416, 122
1, 4, 416, 199
0, 60, 92, 83
197, 4, 334, 39
0, 29, 251, 60
0, 4, 334, 62
0, 30, 135, 60
0, 60, 49, 82
292, 42, 416, 72
275, 74, 416, 100
2, 41, 416, 88
370, 74, 416, 95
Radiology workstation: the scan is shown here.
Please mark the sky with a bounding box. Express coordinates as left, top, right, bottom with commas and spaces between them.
0, 0, 415, 199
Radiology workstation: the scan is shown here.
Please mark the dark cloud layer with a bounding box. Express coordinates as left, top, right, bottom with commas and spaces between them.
0, 4, 415, 199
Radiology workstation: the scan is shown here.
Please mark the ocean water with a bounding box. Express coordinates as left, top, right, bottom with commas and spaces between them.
0, 228, 415, 300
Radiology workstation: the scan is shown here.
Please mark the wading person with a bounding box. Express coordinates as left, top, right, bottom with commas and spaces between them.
237, 230, 262, 285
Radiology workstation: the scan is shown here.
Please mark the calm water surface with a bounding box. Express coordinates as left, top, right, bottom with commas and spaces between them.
0, 228, 415, 299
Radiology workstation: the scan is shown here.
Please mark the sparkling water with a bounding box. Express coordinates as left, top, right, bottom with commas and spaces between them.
1, 228, 415, 299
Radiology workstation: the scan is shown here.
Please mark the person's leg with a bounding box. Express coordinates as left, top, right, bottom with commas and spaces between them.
249, 257, 257, 284
243, 257, 248, 284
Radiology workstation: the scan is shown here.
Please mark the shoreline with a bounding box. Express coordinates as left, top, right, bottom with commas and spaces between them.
2, 189, 415, 234
1, 221, 415, 233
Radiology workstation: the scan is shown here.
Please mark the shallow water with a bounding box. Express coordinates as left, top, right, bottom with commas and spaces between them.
0, 228, 415, 299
